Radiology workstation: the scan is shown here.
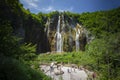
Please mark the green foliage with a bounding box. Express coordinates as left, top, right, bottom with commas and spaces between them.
78, 8, 120, 38
47, 11, 59, 18
0, 21, 20, 57
64, 11, 80, 20
0, 1, 51, 79
0, 56, 51, 80
85, 33, 120, 80
0, 20, 51, 80
36, 52, 90, 66
0, 21, 37, 59
19, 43, 37, 61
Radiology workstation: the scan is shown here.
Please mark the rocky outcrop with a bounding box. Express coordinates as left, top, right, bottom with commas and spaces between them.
45, 14, 91, 52
13, 12, 92, 53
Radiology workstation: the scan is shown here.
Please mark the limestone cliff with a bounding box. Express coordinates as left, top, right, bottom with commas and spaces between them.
45, 14, 92, 52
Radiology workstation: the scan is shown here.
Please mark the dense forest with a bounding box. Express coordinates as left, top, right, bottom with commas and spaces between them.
0, 0, 120, 80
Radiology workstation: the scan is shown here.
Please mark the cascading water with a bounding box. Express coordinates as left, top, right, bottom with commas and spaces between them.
61, 15, 65, 51
46, 18, 50, 37
56, 16, 62, 52
75, 28, 80, 51
68, 25, 73, 51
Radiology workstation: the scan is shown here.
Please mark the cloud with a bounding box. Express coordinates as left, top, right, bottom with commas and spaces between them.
42, 6, 55, 12
41, 6, 74, 12
22, 0, 55, 13
23, 0, 39, 8
20, 0, 74, 13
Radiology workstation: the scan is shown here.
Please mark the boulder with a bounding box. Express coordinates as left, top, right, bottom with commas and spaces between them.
54, 69, 64, 75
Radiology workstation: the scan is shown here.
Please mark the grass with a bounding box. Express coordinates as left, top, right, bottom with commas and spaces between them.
34, 51, 95, 70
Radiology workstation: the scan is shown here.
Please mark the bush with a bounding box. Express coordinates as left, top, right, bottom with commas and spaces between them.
0, 56, 51, 80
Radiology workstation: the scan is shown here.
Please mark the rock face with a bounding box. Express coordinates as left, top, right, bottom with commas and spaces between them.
14, 13, 92, 53
10, 9, 91, 53
13, 15, 50, 53
45, 14, 91, 52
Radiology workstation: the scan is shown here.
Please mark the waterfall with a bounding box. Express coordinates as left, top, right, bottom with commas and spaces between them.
61, 15, 65, 51
56, 16, 62, 52
46, 18, 50, 37
75, 28, 80, 51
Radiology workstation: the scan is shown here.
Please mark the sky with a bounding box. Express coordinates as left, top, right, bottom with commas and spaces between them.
20, 0, 120, 14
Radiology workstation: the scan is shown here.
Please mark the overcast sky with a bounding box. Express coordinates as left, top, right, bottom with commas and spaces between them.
20, 0, 120, 13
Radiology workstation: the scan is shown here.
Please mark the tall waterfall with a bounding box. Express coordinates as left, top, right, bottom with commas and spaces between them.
56, 16, 62, 52
75, 28, 80, 51
61, 15, 65, 51
46, 18, 50, 37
